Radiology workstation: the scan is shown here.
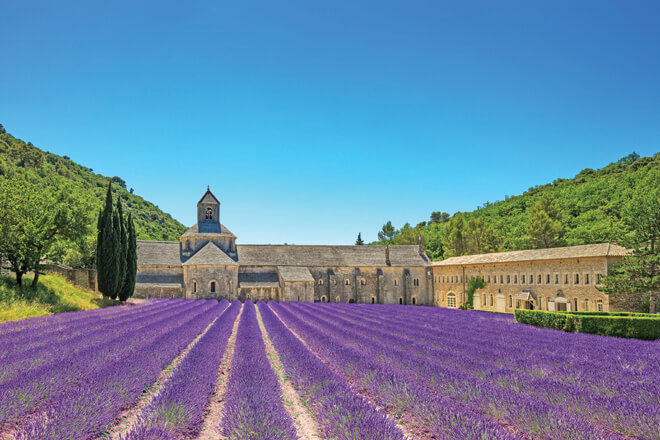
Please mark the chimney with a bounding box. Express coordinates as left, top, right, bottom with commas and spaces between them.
385, 246, 391, 266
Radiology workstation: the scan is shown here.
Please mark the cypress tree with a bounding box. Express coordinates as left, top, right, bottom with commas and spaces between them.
116, 196, 127, 298
110, 207, 122, 299
119, 213, 137, 301
97, 182, 119, 298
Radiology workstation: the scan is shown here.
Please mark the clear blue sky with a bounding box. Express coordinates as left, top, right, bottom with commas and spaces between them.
1, 1, 659, 244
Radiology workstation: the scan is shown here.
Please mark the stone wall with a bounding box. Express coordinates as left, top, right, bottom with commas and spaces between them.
42, 264, 97, 292
282, 281, 314, 302
184, 265, 238, 300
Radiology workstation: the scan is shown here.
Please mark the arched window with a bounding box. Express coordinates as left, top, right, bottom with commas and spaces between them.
210, 281, 216, 293
394, 278, 399, 286
413, 279, 419, 287
490, 294, 494, 306
319, 278, 324, 285
585, 274, 590, 285
205, 207, 213, 220
584, 299, 589, 311
297, 295, 301, 302
538, 274, 542, 284
597, 299, 603, 311
575, 274, 580, 285
336, 296, 340, 303
573, 298, 578, 311
360, 278, 366, 286
412, 297, 417, 305
521, 275, 526, 284
345, 279, 351, 285
447, 293, 456, 308
506, 275, 510, 284
509, 295, 513, 307
321, 295, 327, 303
546, 274, 551, 284
371, 297, 376, 304
333, 279, 337, 286
514, 275, 518, 284
399, 297, 403, 305
530, 274, 534, 284
192, 280, 197, 294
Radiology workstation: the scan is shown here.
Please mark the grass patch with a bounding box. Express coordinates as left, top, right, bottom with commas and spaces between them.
0, 274, 117, 323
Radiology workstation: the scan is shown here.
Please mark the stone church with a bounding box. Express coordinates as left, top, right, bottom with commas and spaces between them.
135, 188, 434, 304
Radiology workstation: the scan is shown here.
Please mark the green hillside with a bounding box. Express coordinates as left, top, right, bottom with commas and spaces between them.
375, 152, 660, 260
0, 124, 187, 267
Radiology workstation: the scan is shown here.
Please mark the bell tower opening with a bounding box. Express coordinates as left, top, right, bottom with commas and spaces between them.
197, 186, 221, 233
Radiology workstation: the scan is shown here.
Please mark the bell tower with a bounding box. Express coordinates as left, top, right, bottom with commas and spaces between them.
197, 186, 221, 233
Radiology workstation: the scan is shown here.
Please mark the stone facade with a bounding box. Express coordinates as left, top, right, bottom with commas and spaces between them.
134, 188, 433, 304
432, 244, 632, 312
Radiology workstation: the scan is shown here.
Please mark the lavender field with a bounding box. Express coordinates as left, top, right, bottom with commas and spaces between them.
0, 299, 657, 440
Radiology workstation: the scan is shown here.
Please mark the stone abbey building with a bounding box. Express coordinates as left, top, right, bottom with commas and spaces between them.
135, 188, 632, 311
135, 189, 433, 304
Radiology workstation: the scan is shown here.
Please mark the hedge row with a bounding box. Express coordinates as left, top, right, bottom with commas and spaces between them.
514, 309, 660, 340
553, 311, 658, 318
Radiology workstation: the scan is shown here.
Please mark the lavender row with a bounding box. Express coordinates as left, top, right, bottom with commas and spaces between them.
259, 302, 407, 440
122, 300, 242, 440
14, 299, 229, 440
220, 301, 296, 440
0, 299, 187, 383
0, 298, 167, 341
0, 298, 175, 359
275, 302, 543, 440
319, 303, 660, 438
0, 298, 200, 389
0, 299, 212, 428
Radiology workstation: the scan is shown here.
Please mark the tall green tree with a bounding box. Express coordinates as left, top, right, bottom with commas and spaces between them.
377, 221, 396, 243
97, 182, 120, 298
0, 176, 91, 286
526, 193, 565, 248
465, 218, 502, 254
119, 213, 137, 301
442, 215, 467, 257
599, 173, 660, 312
430, 211, 450, 224
116, 196, 128, 297
355, 233, 364, 245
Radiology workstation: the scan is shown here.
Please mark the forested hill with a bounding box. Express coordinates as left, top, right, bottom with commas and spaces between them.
0, 124, 187, 249
374, 152, 660, 260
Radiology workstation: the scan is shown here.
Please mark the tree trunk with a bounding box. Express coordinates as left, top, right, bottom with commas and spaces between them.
32, 271, 40, 287
16, 271, 23, 286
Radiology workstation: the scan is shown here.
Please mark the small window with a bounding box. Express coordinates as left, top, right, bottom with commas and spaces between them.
447, 293, 456, 308
499, 275, 504, 284
490, 294, 494, 307
192, 281, 197, 293
371, 297, 375, 304
514, 275, 518, 284
596, 273, 603, 284
319, 278, 324, 285
210, 281, 216, 293
413, 279, 419, 287
297, 295, 301, 302
394, 279, 399, 286
509, 295, 513, 307
333, 279, 337, 286
546, 274, 550, 284
585, 274, 590, 285
597, 300, 603, 311
584, 299, 589, 311
530, 274, 534, 284
522, 275, 526, 284
321, 295, 327, 303
507, 275, 511, 284
555, 274, 559, 284
345, 279, 351, 286
565, 274, 569, 284
360, 278, 366, 286
538, 274, 542, 284
399, 297, 403, 305
487, 275, 491, 283
412, 297, 417, 305
205, 207, 213, 220
575, 274, 580, 285
574, 298, 578, 311
336, 296, 340, 302
493, 276, 497, 284
538, 297, 543, 310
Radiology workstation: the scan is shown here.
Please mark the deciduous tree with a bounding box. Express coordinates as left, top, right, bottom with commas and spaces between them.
526, 193, 565, 248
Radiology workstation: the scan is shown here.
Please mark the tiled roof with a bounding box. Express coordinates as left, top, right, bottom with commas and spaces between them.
238, 270, 280, 288
135, 282, 184, 289
137, 241, 182, 266
433, 243, 630, 267
197, 189, 220, 205
236, 245, 429, 267
181, 223, 236, 238
137, 241, 429, 268
278, 266, 314, 282
183, 242, 237, 266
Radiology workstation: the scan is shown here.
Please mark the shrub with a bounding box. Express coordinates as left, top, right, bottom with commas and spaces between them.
515, 309, 660, 340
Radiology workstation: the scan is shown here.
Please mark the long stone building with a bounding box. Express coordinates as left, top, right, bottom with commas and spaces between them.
135, 188, 634, 311
135, 188, 434, 304
432, 243, 633, 313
